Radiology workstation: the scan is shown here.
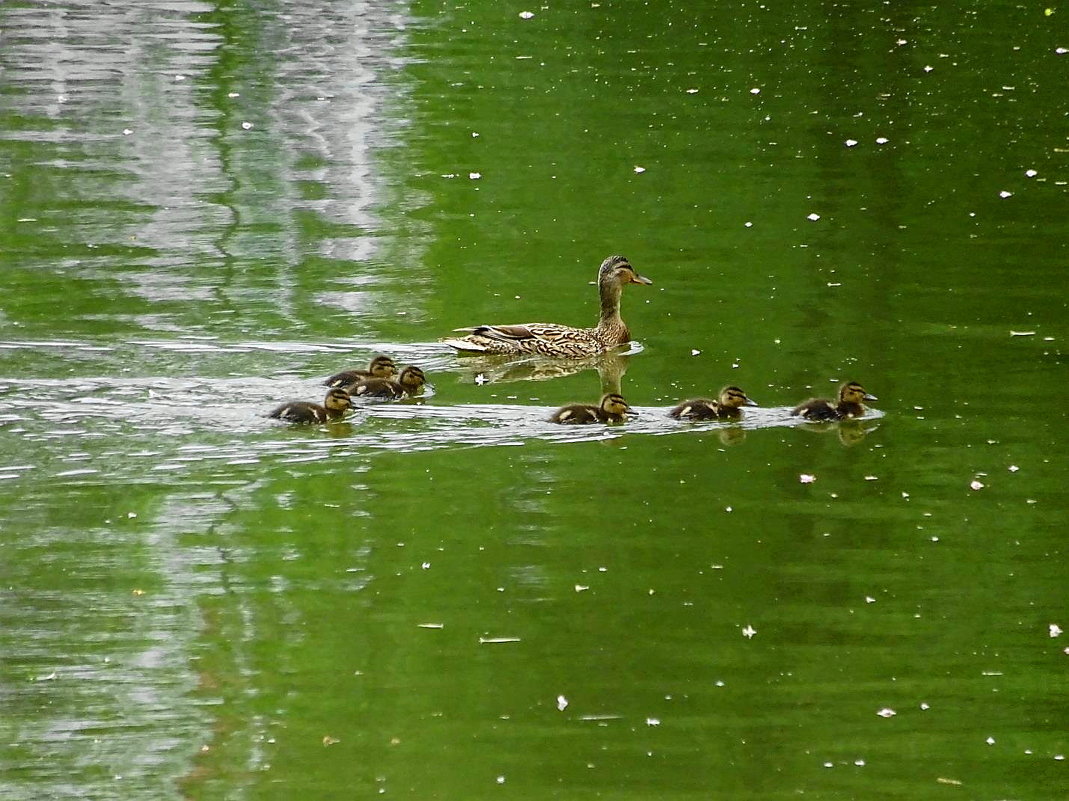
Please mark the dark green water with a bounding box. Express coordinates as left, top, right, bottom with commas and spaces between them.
1, 2, 1066, 799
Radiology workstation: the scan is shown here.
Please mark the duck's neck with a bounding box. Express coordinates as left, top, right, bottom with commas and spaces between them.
836, 401, 864, 418
596, 279, 629, 342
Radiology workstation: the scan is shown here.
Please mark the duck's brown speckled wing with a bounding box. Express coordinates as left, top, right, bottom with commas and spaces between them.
443, 323, 602, 357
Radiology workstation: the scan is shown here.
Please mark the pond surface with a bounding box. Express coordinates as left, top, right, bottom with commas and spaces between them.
1, 1, 1066, 799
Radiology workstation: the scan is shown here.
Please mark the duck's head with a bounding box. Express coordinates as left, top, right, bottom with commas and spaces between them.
840, 382, 877, 404
600, 392, 632, 416
599, 255, 653, 287
719, 386, 758, 409
369, 355, 398, 378
324, 388, 353, 412
398, 366, 427, 391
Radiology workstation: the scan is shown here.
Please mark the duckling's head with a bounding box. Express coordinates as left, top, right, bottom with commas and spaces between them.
599, 255, 653, 287
398, 365, 427, 390
840, 382, 877, 404
369, 355, 398, 378
719, 385, 758, 409
600, 392, 632, 416
324, 388, 353, 412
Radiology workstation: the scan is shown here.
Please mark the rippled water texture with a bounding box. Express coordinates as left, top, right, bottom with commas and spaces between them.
1, 2, 1066, 799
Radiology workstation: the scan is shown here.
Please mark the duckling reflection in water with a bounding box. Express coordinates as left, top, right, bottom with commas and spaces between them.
791, 381, 877, 421
669, 385, 757, 421
324, 355, 397, 391
269, 388, 352, 424
549, 393, 632, 425
350, 365, 427, 400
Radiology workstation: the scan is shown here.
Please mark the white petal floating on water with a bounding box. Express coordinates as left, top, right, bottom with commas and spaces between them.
806, 212, 821, 221
1010, 330, 1036, 336
633, 165, 646, 173
418, 623, 444, 629
876, 708, 896, 718
864, 475, 879, 481
876, 136, 889, 144
691, 349, 701, 356
646, 717, 661, 726
574, 584, 589, 592
865, 596, 876, 604
999, 190, 1013, 198
479, 636, 521, 644
1050, 624, 1063, 638
750, 87, 761, 94
241, 121, 253, 130
686, 88, 699, 94
920, 702, 931, 710
557, 695, 569, 711
1008, 465, 1020, 472
845, 139, 858, 147
519, 10, 535, 19
986, 737, 996, 745
799, 474, 816, 484
742, 624, 756, 639
469, 172, 481, 180
1025, 169, 1038, 177
923, 65, 934, 72
970, 480, 985, 490
854, 759, 866, 767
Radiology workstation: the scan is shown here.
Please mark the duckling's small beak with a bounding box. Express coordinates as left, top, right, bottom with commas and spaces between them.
863, 393, 878, 402
631, 274, 653, 285
745, 397, 759, 406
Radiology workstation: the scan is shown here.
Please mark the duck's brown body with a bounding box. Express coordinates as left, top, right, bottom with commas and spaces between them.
269, 388, 352, 423
549, 393, 632, 424
791, 381, 877, 421
443, 255, 652, 358
324, 355, 397, 391
669, 386, 757, 421
350, 365, 426, 399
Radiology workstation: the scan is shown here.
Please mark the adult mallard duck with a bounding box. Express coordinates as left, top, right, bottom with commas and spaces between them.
791, 381, 877, 421
324, 355, 397, 391
549, 392, 632, 424
669, 385, 757, 421
442, 255, 653, 358
269, 388, 352, 423
350, 365, 426, 399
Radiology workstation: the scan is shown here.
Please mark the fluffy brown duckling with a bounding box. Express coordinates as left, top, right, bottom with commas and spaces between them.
442, 255, 653, 358
669, 385, 758, 421
791, 381, 877, 421
350, 365, 426, 399
268, 388, 352, 424
324, 355, 397, 391
549, 392, 632, 424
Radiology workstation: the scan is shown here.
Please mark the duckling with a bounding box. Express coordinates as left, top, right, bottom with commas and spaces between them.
268, 388, 352, 424
324, 355, 397, 391
669, 385, 758, 421
791, 381, 877, 421
442, 255, 653, 358
549, 392, 632, 424
350, 365, 426, 399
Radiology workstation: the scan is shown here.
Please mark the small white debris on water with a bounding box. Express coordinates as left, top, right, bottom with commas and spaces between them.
421, 562, 430, 569
923, 65, 934, 72
575, 584, 589, 592
479, 636, 521, 644
920, 702, 931, 710
496, 775, 506, 784
469, 172, 481, 179
744, 221, 753, 227
471, 131, 480, 137
241, 121, 252, 130
646, 718, 660, 726
865, 596, 876, 604
864, 475, 878, 481
122, 128, 133, 136
1010, 330, 1035, 336
876, 136, 889, 144
127, 511, 137, 518
1025, 169, 1038, 177
227, 91, 240, 98
999, 190, 1012, 198
1050, 623, 1063, 638
750, 87, 761, 94
806, 212, 821, 221
854, 759, 866, 767
845, 139, 858, 147
1008, 465, 1020, 472
986, 737, 996, 745
876, 708, 896, 718
799, 474, 816, 484
519, 11, 534, 19
1056, 47, 1068, 55
742, 625, 756, 639
557, 695, 569, 711
417, 623, 444, 629
970, 480, 985, 490
686, 88, 699, 94
633, 165, 646, 173
691, 349, 701, 356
